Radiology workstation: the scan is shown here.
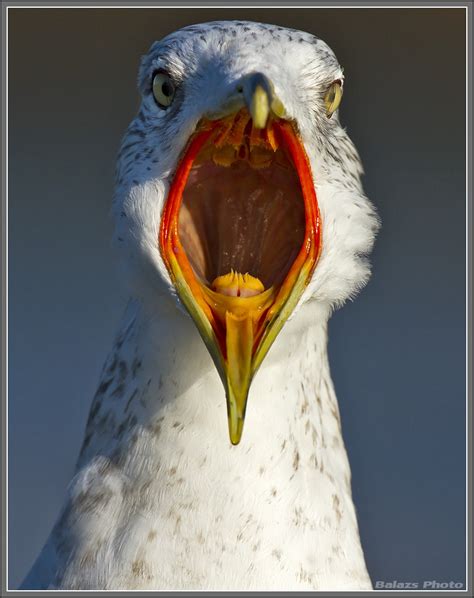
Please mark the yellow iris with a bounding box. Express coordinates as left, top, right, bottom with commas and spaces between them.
324, 81, 343, 118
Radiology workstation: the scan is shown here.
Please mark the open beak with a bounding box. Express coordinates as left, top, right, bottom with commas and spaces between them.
159, 73, 322, 444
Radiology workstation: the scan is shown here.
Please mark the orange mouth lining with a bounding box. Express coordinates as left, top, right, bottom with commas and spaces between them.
159, 111, 322, 360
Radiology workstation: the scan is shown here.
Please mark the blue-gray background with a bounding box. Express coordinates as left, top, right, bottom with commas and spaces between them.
8, 7, 466, 589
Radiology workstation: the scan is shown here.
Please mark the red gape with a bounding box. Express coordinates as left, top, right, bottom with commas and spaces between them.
159, 113, 322, 351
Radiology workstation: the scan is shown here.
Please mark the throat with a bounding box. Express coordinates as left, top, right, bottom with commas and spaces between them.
79, 298, 344, 471
73, 299, 370, 590
79, 303, 350, 502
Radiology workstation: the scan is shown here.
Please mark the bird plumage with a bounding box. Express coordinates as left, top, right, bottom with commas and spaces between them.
22, 20, 379, 590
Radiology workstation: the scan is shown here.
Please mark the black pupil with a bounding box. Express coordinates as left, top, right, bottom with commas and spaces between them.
161, 80, 173, 97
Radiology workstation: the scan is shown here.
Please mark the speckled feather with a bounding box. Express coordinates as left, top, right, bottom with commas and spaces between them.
22, 21, 379, 591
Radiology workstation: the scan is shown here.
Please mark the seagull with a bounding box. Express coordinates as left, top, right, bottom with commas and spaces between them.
21, 20, 379, 591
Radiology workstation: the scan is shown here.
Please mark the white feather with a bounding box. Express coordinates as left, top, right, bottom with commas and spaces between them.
22, 20, 378, 591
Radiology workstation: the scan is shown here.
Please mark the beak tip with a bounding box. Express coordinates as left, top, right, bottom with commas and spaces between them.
249, 86, 270, 129
229, 423, 244, 445
227, 401, 246, 445
252, 118, 268, 130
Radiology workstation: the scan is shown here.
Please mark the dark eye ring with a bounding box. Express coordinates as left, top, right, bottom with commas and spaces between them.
152, 71, 176, 109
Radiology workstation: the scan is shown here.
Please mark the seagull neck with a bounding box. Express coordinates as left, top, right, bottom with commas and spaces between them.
99, 297, 351, 479
74, 297, 370, 589
80, 296, 351, 490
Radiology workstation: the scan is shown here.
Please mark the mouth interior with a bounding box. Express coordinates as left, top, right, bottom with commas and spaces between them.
178, 120, 306, 293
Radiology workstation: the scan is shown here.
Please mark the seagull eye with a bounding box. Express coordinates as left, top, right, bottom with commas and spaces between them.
324, 80, 343, 118
152, 72, 176, 108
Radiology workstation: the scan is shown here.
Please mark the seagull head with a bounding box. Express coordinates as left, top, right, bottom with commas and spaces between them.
113, 21, 379, 444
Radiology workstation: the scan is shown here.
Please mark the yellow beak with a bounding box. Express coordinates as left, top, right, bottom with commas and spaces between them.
159, 83, 321, 445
